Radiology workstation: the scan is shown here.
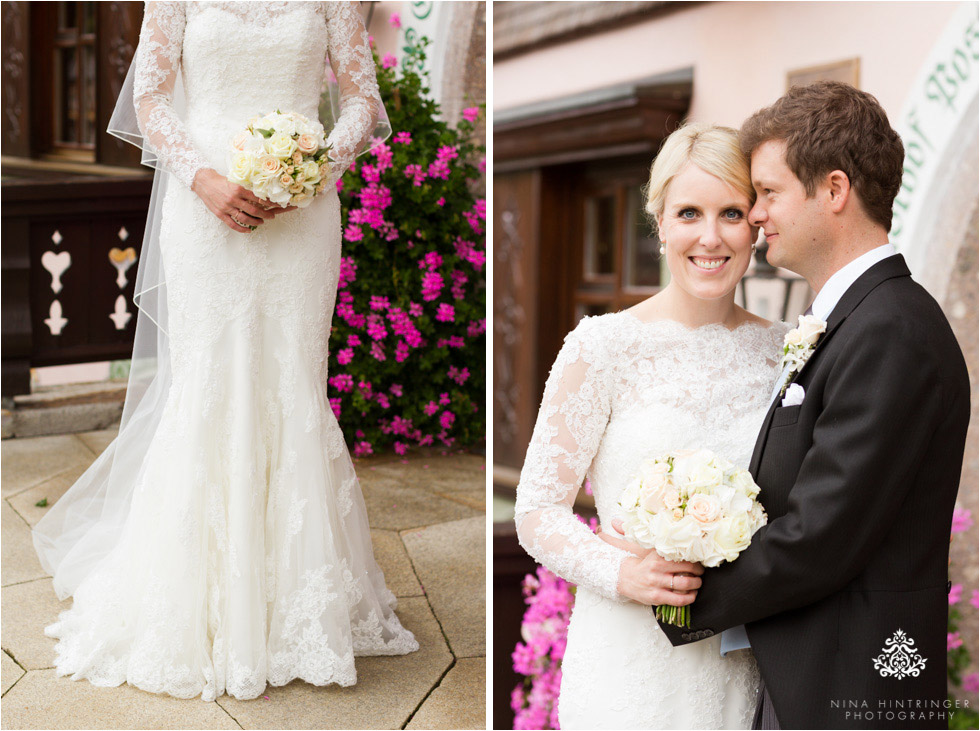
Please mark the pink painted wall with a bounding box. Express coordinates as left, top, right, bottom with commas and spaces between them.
494, 1, 959, 125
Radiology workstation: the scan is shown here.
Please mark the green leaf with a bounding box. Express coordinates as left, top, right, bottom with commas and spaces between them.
35, 498, 48, 507
256, 127, 274, 138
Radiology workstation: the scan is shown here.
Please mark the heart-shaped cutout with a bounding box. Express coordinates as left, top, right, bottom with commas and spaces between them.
41, 250, 71, 294
109, 247, 136, 264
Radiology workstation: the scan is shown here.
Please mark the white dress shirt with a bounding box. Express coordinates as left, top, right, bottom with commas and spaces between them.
719, 242, 898, 657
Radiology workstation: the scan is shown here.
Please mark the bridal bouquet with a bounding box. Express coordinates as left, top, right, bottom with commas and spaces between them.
227, 110, 332, 208
618, 449, 768, 627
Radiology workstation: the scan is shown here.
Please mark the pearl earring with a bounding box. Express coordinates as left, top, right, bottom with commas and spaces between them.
659, 244, 666, 256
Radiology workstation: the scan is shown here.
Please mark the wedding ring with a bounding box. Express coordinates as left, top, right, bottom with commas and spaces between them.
670, 575, 675, 591
231, 213, 247, 227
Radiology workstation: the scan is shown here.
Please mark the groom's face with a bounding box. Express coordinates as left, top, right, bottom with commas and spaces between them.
748, 140, 825, 274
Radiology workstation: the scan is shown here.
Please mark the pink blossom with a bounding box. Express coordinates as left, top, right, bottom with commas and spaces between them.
439, 392, 451, 406
437, 336, 466, 349
462, 107, 480, 123
390, 384, 403, 397
971, 590, 979, 609
467, 319, 486, 337
949, 583, 963, 605
347, 334, 361, 347
448, 366, 470, 385
329, 397, 342, 420
359, 183, 393, 209
360, 164, 380, 183
336, 348, 354, 365
435, 303, 455, 323
404, 164, 427, 186
463, 210, 483, 234
329, 373, 354, 392
439, 410, 455, 430
436, 145, 459, 162
478, 156, 486, 174
394, 441, 408, 455
372, 142, 393, 171
436, 197, 445, 206
344, 224, 364, 242
370, 342, 386, 361
376, 393, 390, 409
335, 177, 344, 193
381, 54, 397, 69
422, 251, 443, 270
421, 271, 444, 301
367, 316, 388, 341
473, 198, 486, 219
951, 507, 973, 534
354, 441, 373, 457
423, 401, 439, 417
964, 673, 979, 694
947, 632, 963, 651
394, 131, 412, 145
370, 296, 390, 312
389, 12, 401, 28
395, 340, 410, 362
418, 434, 434, 446
427, 159, 450, 180
339, 257, 357, 288
409, 302, 423, 317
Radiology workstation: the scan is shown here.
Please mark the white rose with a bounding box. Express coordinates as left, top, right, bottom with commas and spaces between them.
297, 133, 319, 155
622, 512, 658, 550
266, 131, 298, 159
653, 513, 702, 562
687, 493, 722, 525
231, 131, 252, 151
300, 160, 320, 181
797, 315, 827, 345
687, 462, 724, 492
227, 151, 257, 186
253, 154, 283, 184
619, 478, 643, 511
784, 328, 803, 347
730, 469, 760, 498
701, 517, 743, 567
273, 115, 297, 136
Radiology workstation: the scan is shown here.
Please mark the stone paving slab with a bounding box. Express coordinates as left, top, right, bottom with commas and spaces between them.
2, 650, 24, 696
215, 597, 452, 730
359, 477, 481, 531
402, 517, 485, 658
370, 529, 422, 598
0, 670, 242, 730
1, 501, 47, 587
370, 459, 485, 494
1, 435, 94, 498
6, 466, 85, 530
1, 578, 70, 670
406, 658, 486, 730
75, 427, 119, 458
435, 490, 485, 511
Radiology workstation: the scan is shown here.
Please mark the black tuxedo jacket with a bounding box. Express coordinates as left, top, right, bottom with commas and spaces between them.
658, 255, 970, 729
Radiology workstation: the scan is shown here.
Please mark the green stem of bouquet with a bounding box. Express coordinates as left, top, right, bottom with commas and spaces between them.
655, 604, 691, 628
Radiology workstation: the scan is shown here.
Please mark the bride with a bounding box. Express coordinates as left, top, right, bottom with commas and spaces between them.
515, 122, 788, 729
32, 1, 417, 701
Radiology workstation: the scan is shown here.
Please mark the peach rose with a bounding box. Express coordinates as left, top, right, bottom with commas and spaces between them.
297, 134, 318, 154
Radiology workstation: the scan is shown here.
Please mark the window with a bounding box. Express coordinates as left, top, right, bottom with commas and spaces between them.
52, 2, 97, 155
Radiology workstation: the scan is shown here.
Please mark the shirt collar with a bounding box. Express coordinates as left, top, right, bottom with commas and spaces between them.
809, 243, 898, 322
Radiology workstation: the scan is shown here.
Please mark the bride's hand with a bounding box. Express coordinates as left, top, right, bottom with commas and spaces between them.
598, 521, 704, 606
191, 168, 297, 233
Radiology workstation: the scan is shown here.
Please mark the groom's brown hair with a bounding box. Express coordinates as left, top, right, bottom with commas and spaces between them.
739, 81, 904, 232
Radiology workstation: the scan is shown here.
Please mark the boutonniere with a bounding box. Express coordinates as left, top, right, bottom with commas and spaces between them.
779, 314, 827, 395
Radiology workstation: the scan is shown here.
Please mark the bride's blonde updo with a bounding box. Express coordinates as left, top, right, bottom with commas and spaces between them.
644, 123, 754, 232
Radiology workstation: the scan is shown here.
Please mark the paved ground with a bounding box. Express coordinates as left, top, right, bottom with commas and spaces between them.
1, 426, 486, 730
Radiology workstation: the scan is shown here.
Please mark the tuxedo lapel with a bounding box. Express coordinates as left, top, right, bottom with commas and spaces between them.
748, 254, 912, 478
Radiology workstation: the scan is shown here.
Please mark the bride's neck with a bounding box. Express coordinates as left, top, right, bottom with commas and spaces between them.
641, 283, 741, 329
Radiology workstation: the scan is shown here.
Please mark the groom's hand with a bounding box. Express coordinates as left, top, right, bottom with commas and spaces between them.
598, 521, 703, 607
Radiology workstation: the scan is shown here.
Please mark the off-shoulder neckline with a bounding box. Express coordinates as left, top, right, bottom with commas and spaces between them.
617, 310, 786, 334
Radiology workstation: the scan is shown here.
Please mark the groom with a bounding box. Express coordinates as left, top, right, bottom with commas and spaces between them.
606, 82, 971, 729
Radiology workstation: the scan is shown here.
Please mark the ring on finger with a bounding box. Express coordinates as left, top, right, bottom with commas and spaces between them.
231, 212, 248, 227
670, 575, 674, 591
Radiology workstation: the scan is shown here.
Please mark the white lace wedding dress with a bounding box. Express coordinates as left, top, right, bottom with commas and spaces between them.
36, 1, 417, 701
515, 311, 789, 729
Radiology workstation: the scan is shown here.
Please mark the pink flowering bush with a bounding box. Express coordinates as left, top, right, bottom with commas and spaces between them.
947, 507, 979, 728
329, 33, 485, 453
511, 517, 598, 730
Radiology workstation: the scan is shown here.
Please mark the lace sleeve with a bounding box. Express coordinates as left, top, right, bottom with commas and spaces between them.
515, 320, 632, 601
324, 1, 382, 176
133, 1, 210, 188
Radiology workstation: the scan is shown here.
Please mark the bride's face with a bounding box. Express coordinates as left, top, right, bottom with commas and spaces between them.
657, 162, 756, 302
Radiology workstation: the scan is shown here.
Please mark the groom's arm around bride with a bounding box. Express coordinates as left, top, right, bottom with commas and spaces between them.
631, 83, 970, 730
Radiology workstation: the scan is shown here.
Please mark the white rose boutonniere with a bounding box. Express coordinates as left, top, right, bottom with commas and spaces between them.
779, 314, 827, 395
